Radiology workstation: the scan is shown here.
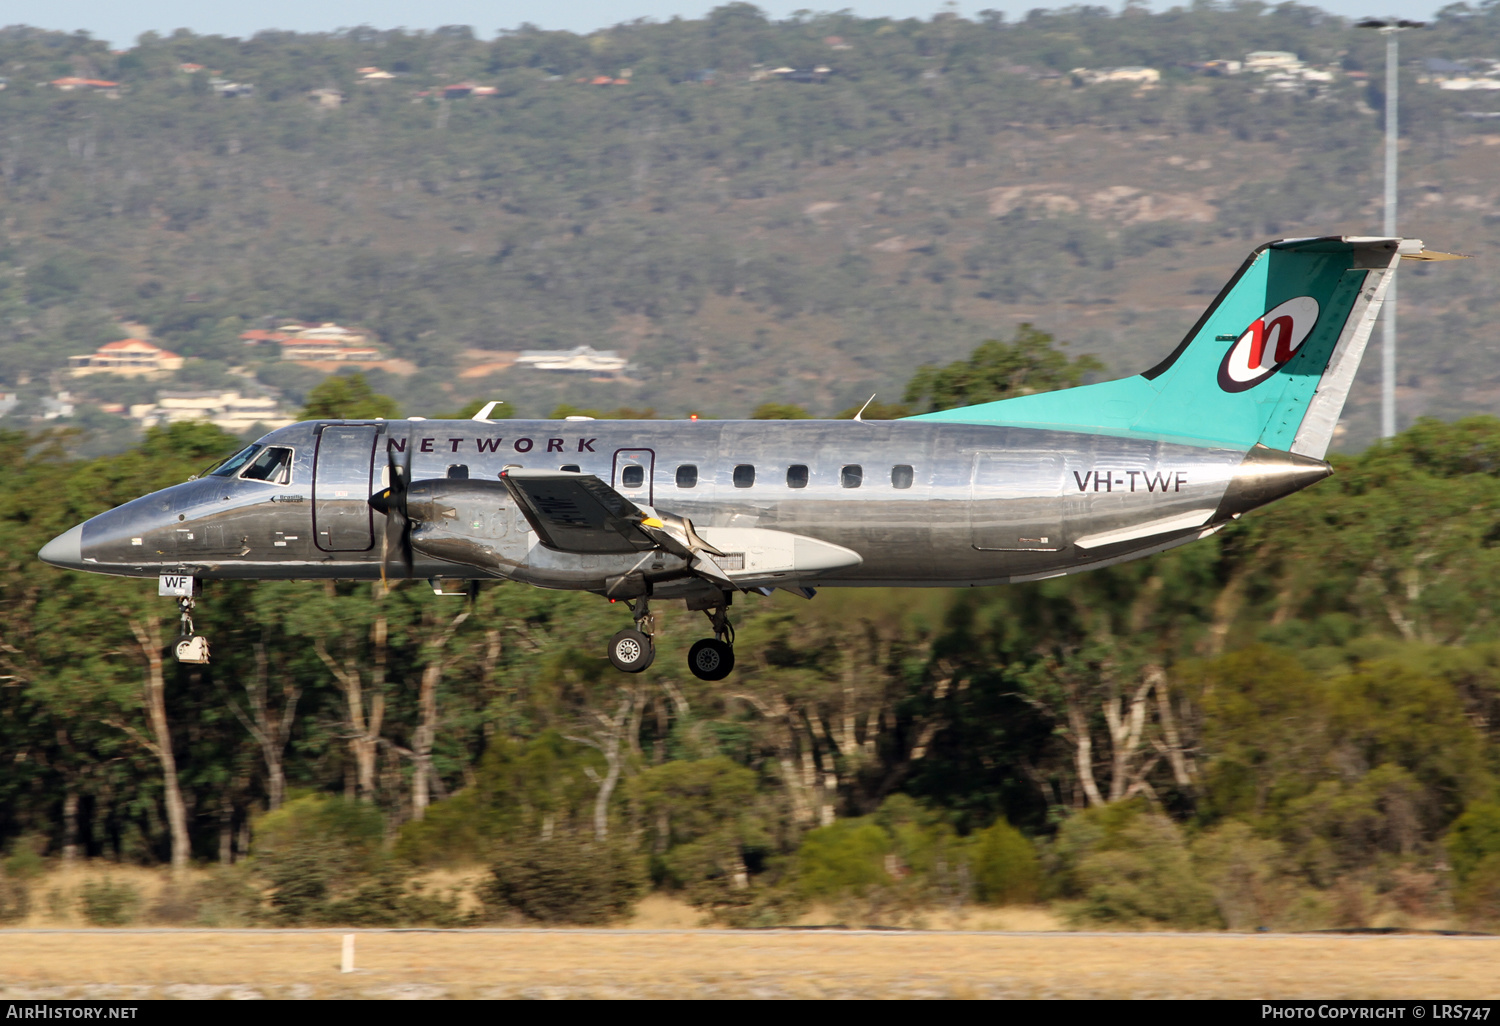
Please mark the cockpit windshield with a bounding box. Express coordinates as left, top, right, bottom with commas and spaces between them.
240, 446, 293, 484
209, 445, 261, 478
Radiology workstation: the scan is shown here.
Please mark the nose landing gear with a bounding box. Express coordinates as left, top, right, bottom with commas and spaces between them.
174, 594, 211, 665
607, 597, 656, 673
687, 601, 735, 681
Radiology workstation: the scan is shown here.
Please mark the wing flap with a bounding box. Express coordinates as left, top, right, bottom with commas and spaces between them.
499, 470, 655, 554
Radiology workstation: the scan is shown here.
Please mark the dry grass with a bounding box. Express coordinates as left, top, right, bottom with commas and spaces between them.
12, 863, 1070, 933
7, 865, 1491, 998
14, 864, 185, 928
2, 929, 1498, 999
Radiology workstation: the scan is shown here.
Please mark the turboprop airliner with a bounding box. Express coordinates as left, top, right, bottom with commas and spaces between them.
39, 236, 1460, 680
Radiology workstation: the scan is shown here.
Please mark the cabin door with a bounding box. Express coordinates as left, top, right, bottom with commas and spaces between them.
612, 448, 656, 507
969, 451, 1065, 551
313, 424, 378, 552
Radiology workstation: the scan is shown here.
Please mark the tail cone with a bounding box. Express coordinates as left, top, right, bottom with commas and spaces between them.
1215, 444, 1333, 521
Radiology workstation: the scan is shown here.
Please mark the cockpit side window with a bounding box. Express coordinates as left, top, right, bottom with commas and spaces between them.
210, 445, 261, 478
240, 446, 294, 485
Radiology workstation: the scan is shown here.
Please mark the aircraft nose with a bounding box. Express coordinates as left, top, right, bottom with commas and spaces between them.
39, 524, 85, 570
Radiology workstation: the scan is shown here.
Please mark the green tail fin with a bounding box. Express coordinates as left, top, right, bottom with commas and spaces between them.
909, 236, 1446, 457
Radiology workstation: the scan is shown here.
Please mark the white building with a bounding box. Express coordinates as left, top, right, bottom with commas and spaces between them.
1438, 76, 1500, 91
41, 393, 74, 420
1244, 51, 1302, 72
514, 346, 629, 373
1072, 66, 1161, 86
69, 338, 185, 378
130, 391, 296, 433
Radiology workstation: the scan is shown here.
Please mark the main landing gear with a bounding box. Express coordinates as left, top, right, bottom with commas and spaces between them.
604, 593, 737, 680
607, 597, 657, 673
687, 601, 734, 682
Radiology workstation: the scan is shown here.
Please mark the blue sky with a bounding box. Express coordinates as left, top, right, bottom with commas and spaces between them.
9, 0, 1451, 49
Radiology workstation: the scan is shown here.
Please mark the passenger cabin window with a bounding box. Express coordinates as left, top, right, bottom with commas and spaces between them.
786, 465, 809, 489
841, 465, 863, 489
210, 445, 260, 477
560, 464, 581, 473
676, 465, 698, 488
446, 464, 469, 480
733, 464, 755, 488
621, 465, 645, 488
891, 465, 914, 489
240, 446, 293, 485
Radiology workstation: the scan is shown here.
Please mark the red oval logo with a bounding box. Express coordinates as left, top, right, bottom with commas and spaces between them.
1217, 296, 1320, 393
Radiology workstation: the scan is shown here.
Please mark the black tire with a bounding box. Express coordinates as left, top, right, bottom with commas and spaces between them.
608, 629, 655, 673
687, 638, 735, 681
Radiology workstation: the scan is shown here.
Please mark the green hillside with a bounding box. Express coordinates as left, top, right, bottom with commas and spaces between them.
1, 4, 1499, 449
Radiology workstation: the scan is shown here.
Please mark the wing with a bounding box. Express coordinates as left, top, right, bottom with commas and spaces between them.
498, 470, 657, 554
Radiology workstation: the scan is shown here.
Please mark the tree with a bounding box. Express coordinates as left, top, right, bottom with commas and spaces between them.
224, 637, 303, 811
902, 325, 1104, 413
751, 402, 810, 419
300, 374, 401, 421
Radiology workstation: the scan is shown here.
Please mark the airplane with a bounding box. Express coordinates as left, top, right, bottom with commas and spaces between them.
39, 236, 1462, 680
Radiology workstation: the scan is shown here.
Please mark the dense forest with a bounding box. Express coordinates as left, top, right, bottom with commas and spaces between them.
2, 353, 1500, 930
0, 3, 1499, 446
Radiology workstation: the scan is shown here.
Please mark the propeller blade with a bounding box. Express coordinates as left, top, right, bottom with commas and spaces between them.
374, 430, 414, 584
399, 433, 413, 577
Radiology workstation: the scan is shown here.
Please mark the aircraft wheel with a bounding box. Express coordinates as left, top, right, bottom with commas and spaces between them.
174, 636, 211, 664
687, 638, 735, 681
608, 629, 655, 673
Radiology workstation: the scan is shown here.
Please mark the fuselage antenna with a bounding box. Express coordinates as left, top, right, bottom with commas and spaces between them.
852, 394, 877, 422
472, 400, 505, 422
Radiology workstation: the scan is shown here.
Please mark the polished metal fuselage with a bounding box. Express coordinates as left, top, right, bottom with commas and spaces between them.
59, 418, 1302, 591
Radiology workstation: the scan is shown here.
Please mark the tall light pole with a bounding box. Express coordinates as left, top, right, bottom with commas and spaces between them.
1358, 17, 1423, 439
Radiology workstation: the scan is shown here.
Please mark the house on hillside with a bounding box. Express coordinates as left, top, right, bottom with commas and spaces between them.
130, 391, 295, 432
1244, 51, 1301, 72
280, 339, 381, 361
515, 346, 628, 373
1072, 66, 1161, 86
1421, 58, 1500, 90
1192, 59, 1242, 76
307, 88, 344, 108
50, 77, 120, 97
211, 77, 255, 97
285, 322, 370, 344
69, 339, 184, 378
241, 321, 382, 362
41, 393, 75, 420
440, 83, 502, 98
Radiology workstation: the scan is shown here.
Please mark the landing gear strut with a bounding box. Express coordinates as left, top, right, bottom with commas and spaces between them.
608, 597, 656, 673
174, 594, 210, 665
687, 598, 735, 681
